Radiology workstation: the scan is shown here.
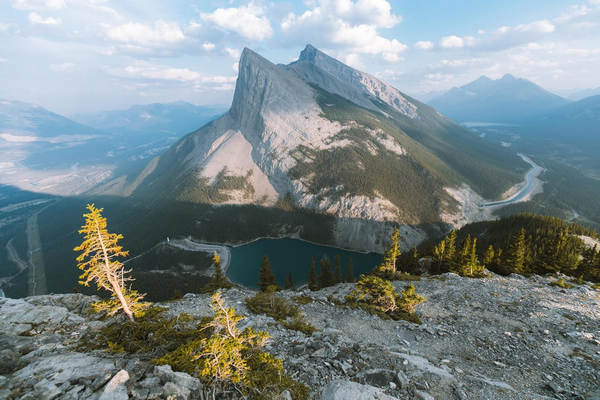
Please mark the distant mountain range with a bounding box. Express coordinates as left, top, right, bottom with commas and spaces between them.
96, 44, 526, 251
0, 99, 224, 195
0, 99, 99, 140
559, 87, 600, 101
72, 102, 226, 137
428, 74, 569, 123
522, 95, 600, 144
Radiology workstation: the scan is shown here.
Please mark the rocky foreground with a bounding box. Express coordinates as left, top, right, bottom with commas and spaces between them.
0, 273, 599, 400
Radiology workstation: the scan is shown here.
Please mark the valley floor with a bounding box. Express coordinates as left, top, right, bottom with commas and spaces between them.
0, 273, 599, 399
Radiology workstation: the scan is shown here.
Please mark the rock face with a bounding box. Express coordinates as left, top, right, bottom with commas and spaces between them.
99, 45, 524, 252
2, 274, 599, 399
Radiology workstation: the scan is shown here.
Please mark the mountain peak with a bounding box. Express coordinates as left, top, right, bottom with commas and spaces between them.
298, 44, 319, 62
501, 73, 517, 81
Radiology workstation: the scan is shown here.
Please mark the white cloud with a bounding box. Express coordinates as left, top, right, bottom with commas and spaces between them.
0, 57, 7, 63
415, 41, 433, 50
12, 0, 65, 10
28, 12, 61, 25
514, 19, 555, 33
202, 42, 215, 51
106, 21, 184, 47
50, 62, 74, 71
225, 47, 241, 59
108, 63, 237, 92
281, 0, 406, 62
439, 35, 465, 48
200, 4, 272, 41
318, 0, 402, 28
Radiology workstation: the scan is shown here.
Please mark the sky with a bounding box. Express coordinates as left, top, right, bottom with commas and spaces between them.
0, 0, 599, 115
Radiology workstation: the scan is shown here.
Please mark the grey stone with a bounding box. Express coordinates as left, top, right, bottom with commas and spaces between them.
0, 349, 19, 374
98, 369, 129, 400
356, 369, 399, 388
153, 365, 202, 391
163, 381, 190, 400
322, 380, 400, 400
414, 390, 434, 400
33, 379, 61, 400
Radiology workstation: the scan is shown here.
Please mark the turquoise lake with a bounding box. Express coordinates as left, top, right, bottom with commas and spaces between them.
227, 238, 382, 288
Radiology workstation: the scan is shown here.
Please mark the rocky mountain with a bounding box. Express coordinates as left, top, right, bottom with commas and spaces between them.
428, 74, 569, 123
72, 102, 226, 138
1, 272, 599, 399
97, 45, 526, 252
0, 99, 99, 142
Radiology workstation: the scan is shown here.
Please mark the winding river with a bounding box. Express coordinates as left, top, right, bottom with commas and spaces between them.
482, 154, 544, 208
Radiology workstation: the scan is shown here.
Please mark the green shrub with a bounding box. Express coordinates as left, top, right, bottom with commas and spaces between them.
246, 291, 316, 335
345, 275, 424, 323
83, 306, 197, 355
246, 292, 300, 320
154, 292, 308, 399
549, 278, 574, 289
293, 295, 313, 305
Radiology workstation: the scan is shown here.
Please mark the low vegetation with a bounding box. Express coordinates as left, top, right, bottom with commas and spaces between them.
242, 258, 317, 335
345, 274, 423, 323
155, 292, 309, 399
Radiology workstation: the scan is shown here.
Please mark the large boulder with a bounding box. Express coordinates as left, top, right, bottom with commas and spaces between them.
321, 380, 400, 400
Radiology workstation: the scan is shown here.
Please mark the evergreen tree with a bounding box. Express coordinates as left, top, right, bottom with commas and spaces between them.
258, 255, 277, 292
284, 272, 294, 290
483, 245, 495, 266
505, 228, 526, 275
212, 251, 224, 282
346, 257, 355, 283
74, 204, 148, 321
203, 250, 233, 293
432, 239, 446, 274
410, 246, 420, 272
319, 256, 334, 288
377, 227, 401, 277
580, 245, 600, 281
308, 258, 319, 291
334, 254, 342, 284
455, 234, 472, 273
444, 230, 457, 265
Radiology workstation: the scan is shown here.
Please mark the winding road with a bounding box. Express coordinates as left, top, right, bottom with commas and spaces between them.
482, 154, 544, 208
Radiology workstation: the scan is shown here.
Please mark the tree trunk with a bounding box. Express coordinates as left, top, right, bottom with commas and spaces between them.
96, 225, 134, 321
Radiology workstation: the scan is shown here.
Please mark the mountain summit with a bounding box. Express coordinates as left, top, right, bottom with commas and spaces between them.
428, 75, 569, 123
98, 45, 524, 251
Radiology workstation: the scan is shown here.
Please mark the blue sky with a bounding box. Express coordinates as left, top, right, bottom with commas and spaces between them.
1, 0, 599, 114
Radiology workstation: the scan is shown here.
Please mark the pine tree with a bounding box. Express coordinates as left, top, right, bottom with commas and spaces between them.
258, 255, 277, 292
444, 230, 457, 265
483, 245, 495, 266
284, 272, 294, 290
74, 204, 148, 321
505, 228, 526, 275
454, 234, 472, 274
319, 256, 334, 288
203, 250, 233, 293
334, 254, 342, 284
409, 246, 420, 272
377, 227, 401, 277
432, 239, 446, 273
346, 257, 355, 283
308, 258, 319, 291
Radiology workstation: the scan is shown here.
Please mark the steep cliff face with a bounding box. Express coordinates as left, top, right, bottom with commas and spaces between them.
101, 45, 524, 252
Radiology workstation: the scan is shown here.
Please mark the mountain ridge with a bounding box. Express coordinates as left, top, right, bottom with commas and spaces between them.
95, 45, 526, 252
428, 74, 569, 123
